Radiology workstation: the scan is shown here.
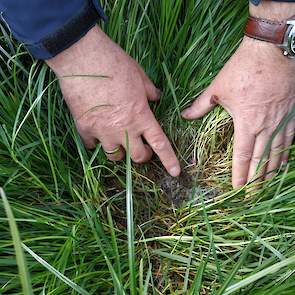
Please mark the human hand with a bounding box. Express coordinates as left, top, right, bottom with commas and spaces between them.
46, 26, 180, 177
182, 36, 295, 188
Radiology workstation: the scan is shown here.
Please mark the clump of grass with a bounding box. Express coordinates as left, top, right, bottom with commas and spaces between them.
1, 0, 295, 294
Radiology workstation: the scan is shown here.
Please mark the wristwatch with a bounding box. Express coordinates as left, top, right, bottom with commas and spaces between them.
245, 15, 295, 58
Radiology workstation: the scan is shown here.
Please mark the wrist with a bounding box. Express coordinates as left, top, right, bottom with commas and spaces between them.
250, 2, 295, 21
242, 36, 295, 72
243, 35, 281, 57
45, 26, 106, 77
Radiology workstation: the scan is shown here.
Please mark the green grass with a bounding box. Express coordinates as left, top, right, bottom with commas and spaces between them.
1, 0, 295, 294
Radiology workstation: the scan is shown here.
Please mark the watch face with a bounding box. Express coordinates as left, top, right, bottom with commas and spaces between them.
286, 21, 295, 57
292, 35, 295, 54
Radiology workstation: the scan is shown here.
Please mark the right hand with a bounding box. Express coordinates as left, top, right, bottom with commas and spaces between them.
182, 37, 295, 188
46, 26, 181, 177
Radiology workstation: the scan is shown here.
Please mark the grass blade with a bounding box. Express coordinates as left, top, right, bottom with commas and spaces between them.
125, 132, 137, 295
22, 244, 90, 295
224, 255, 295, 295
190, 261, 206, 295
0, 188, 33, 295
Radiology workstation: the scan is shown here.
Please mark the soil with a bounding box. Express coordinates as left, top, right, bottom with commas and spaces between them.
158, 171, 220, 207
103, 160, 221, 210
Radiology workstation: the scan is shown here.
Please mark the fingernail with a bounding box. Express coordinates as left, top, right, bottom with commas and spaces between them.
156, 88, 162, 98
170, 166, 181, 177
181, 109, 190, 118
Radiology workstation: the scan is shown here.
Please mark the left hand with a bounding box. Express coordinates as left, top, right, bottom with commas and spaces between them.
46, 26, 181, 177
182, 37, 295, 188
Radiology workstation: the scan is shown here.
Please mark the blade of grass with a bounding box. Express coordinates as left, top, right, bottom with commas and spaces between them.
107, 206, 122, 282
224, 255, 295, 295
143, 264, 152, 295
200, 195, 223, 283
74, 189, 126, 295
190, 260, 206, 295
0, 188, 33, 295
182, 229, 197, 294
217, 168, 289, 295
22, 243, 90, 295
125, 132, 137, 295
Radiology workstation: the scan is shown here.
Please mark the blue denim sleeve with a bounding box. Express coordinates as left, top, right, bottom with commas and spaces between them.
250, 0, 295, 5
0, 0, 106, 59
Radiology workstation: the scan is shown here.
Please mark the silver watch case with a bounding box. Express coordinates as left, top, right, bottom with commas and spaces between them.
279, 19, 295, 59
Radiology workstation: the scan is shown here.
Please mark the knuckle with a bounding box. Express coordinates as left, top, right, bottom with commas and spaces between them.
233, 152, 252, 162
149, 134, 167, 151
132, 150, 147, 163
110, 103, 146, 128
271, 143, 284, 153
111, 113, 132, 128
252, 156, 264, 164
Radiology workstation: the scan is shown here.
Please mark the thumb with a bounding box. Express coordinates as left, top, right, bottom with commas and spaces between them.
137, 65, 161, 101
144, 79, 161, 102
181, 91, 218, 120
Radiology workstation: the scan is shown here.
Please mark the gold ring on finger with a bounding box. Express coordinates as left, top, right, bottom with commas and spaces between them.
104, 147, 121, 155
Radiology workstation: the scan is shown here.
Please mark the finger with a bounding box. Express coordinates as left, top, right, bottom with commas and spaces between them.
181, 91, 218, 120
80, 135, 97, 150
265, 130, 285, 179
123, 136, 153, 164
232, 125, 255, 188
136, 65, 161, 101
101, 141, 125, 161
143, 114, 180, 177
282, 120, 295, 164
247, 131, 271, 184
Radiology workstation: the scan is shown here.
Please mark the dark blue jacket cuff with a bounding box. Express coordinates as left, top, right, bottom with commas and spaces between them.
0, 0, 106, 60
250, 0, 295, 5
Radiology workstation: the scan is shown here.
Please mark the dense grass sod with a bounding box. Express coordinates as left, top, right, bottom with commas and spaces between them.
1, 0, 295, 294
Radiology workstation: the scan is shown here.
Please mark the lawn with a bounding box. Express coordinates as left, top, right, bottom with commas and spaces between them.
1, 0, 295, 294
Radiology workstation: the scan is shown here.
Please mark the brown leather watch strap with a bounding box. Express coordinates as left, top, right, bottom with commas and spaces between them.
245, 16, 288, 44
